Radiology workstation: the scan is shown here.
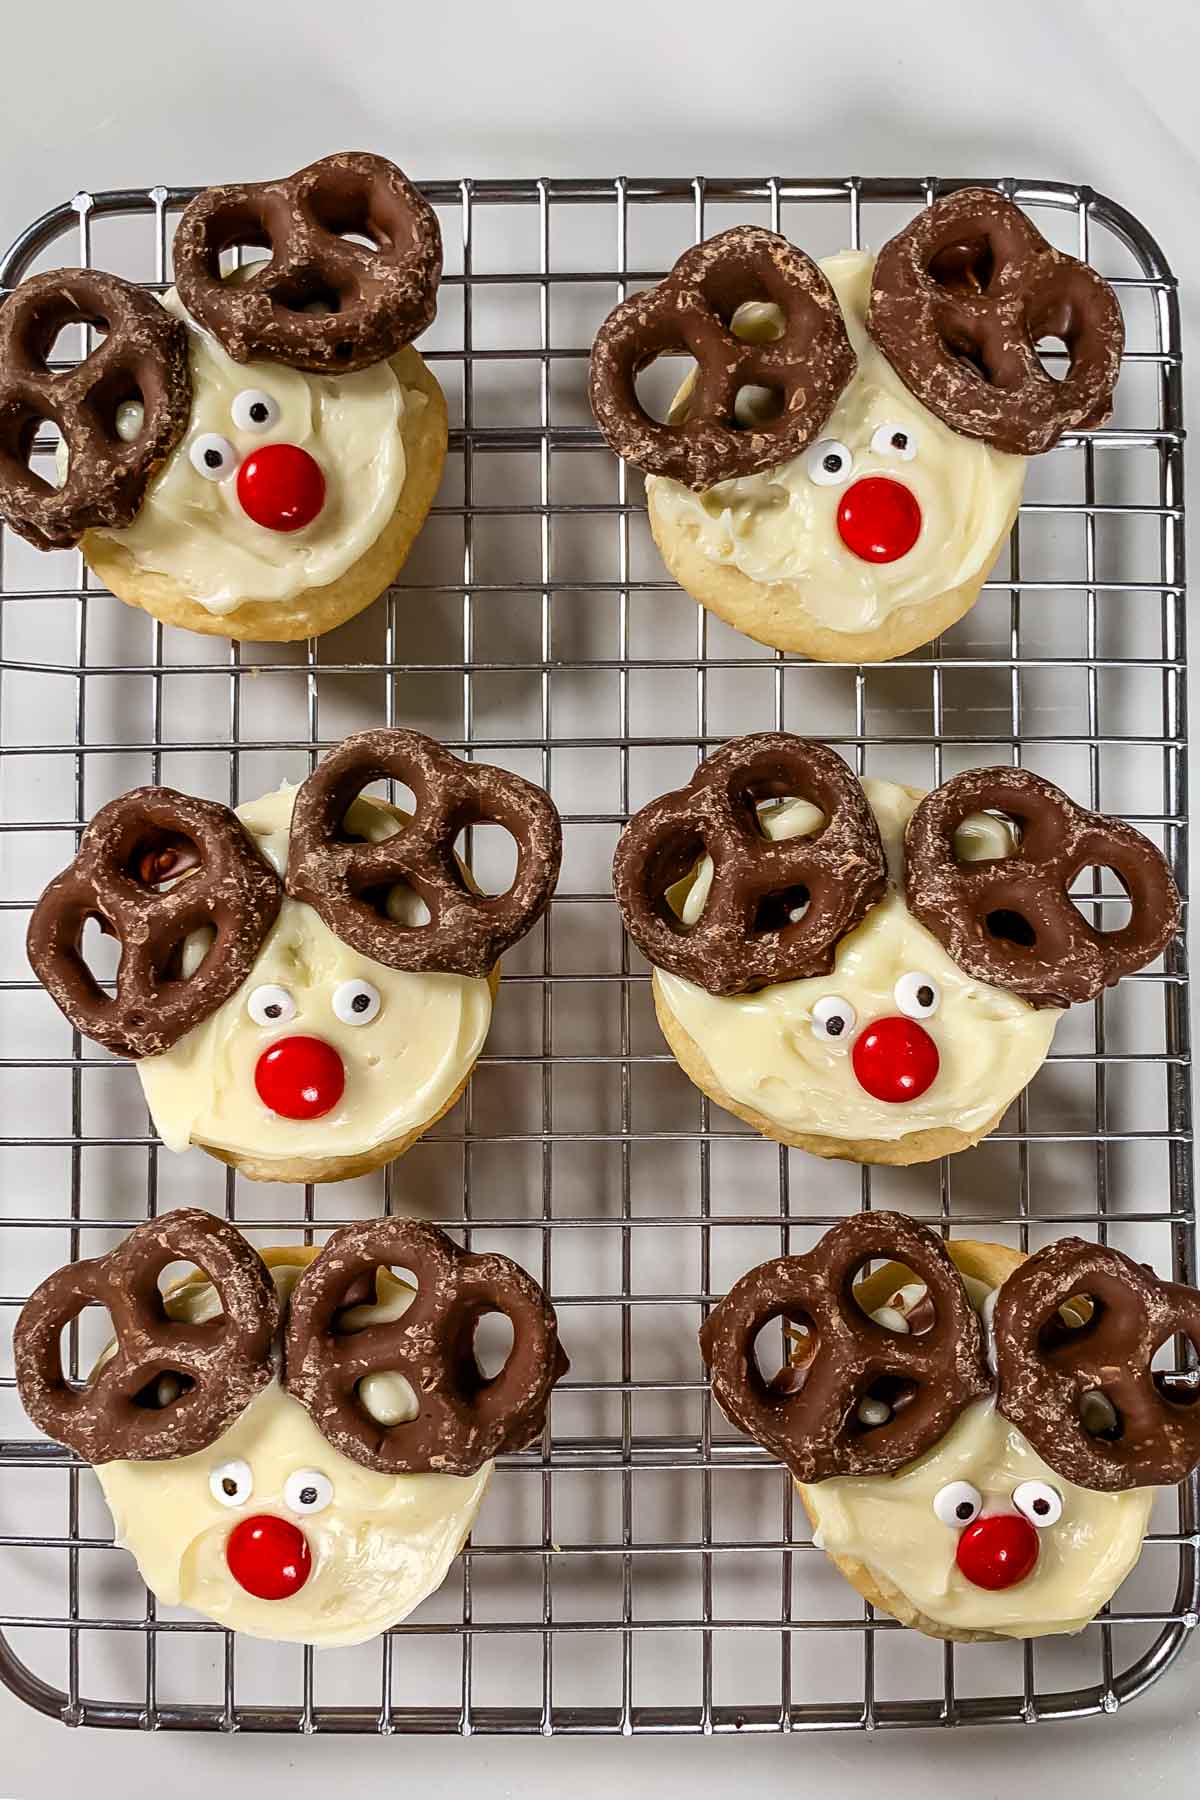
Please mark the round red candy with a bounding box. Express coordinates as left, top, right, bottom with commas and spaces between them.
254, 1035, 346, 1120
836, 476, 922, 564
955, 1513, 1040, 1591
226, 1514, 312, 1600
236, 442, 326, 532
851, 1015, 940, 1104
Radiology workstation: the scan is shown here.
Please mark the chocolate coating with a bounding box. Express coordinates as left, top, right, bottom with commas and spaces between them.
589, 225, 856, 488
867, 189, 1124, 456
173, 152, 442, 373
13, 1210, 279, 1464
994, 1237, 1200, 1491
699, 1212, 991, 1483
0, 268, 192, 550
904, 766, 1180, 1007
612, 733, 887, 996
26, 787, 283, 1058
284, 1217, 568, 1476
286, 728, 562, 978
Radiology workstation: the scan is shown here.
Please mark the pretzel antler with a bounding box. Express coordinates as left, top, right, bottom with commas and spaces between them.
589, 225, 856, 489
285, 728, 562, 978
0, 269, 192, 550
612, 734, 887, 996
26, 787, 283, 1058
283, 1217, 568, 1476
995, 1238, 1200, 1491
173, 152, 442, 373
700, 1213, 991, 1483
867, 189, 1124, 456
904, 766, 1180, 1007
13, 1210, 279, 1463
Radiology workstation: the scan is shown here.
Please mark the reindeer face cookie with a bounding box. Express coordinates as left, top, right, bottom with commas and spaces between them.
13, 1214, 567, 1648
27, 729, 562, 1184
701, 1215, 1196, 1641
590, 192, 1124, 662
0, 153, 448, 643
614, 735, 1179, 1166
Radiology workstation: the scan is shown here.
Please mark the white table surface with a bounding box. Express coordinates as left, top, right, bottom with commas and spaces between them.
2, 0, 1198, 1790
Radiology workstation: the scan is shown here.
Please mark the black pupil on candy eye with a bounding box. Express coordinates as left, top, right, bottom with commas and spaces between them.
203, 447, 224, 470
299, 1485, 318, 1507
825, 1015, 845, 1037
249, 401, 270, 423
891, 431, 908, 450
351, 991, 371, 1013
264, 1003, 282, 1019
1033, 1497, 1050, 1516
955, 1501, 974, 1521
917, 985, 934, 1008
222, 1477, 238, 1497
822, 452, 842, 473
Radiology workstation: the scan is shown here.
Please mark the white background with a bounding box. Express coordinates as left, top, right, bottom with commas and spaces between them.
2, 0, 1199, 1792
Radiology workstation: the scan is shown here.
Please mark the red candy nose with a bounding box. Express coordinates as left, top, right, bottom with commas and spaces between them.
852, 1016, 940, 1103
254, 1035, 346, 1120
226, 1514, 312, 1600
236, 442, 326, 532
837, 476, 922, 563
955, 1514, 1040, 1591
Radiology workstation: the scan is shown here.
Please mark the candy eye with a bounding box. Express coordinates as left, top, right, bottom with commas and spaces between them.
247, 984, 297, 1027
1013, 1480, 1062, 1528
811, 995, 856, 1042
231, 389, 281, 434
209, 1458, 253, 1508
894, 972, 940, 1019
283, 1469, 334, 1516
870, 422, 918, 461
332, 979, 381, 1026
806, 440, 854, 486
932, 1480, 982, 1527
189, 432, 238, 481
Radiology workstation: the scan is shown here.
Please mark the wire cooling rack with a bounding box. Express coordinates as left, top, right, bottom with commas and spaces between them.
0, 175, 1194, 1736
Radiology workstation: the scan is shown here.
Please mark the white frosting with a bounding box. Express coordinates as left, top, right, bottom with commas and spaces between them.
97, 1264, 489, 1648
805, 1268, 1153, 1637
138, 786, 493, 1162
88, 286, 416, 614
647, 251, 1026, 635
654, 781, 1060, 1144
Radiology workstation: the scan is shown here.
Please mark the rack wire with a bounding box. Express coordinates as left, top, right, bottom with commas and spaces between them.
0, 174, 1194, 1735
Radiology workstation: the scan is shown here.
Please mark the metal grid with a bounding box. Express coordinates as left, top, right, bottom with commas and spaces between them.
0, 174, 1194, 1735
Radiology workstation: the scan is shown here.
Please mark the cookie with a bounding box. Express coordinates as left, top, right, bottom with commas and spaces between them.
26, 728, 562, 1183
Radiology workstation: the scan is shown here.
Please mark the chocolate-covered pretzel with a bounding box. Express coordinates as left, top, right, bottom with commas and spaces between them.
589, 226, 856, 489
27, 788, 283, 1058
904, 767, 1180, 1008
286, 728, 562, 978
613, 734, 887, 997
700, 1213, 991, 1483
867, 189, 1124, 457
284, 1218, 567, 1476
995, 1238, 1200, 1491
0, 269, 192, 550
13, 1210, 278, 1463
173, 152, 442, 374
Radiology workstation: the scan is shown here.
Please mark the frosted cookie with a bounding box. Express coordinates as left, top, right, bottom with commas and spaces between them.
0, 153, 447, 643
589, 191, 1123, 661
700, 1212, 1200, 1641
612, 734, 1179, 1166
13, 1210, 567, 1647
26, 728, 561, 1183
